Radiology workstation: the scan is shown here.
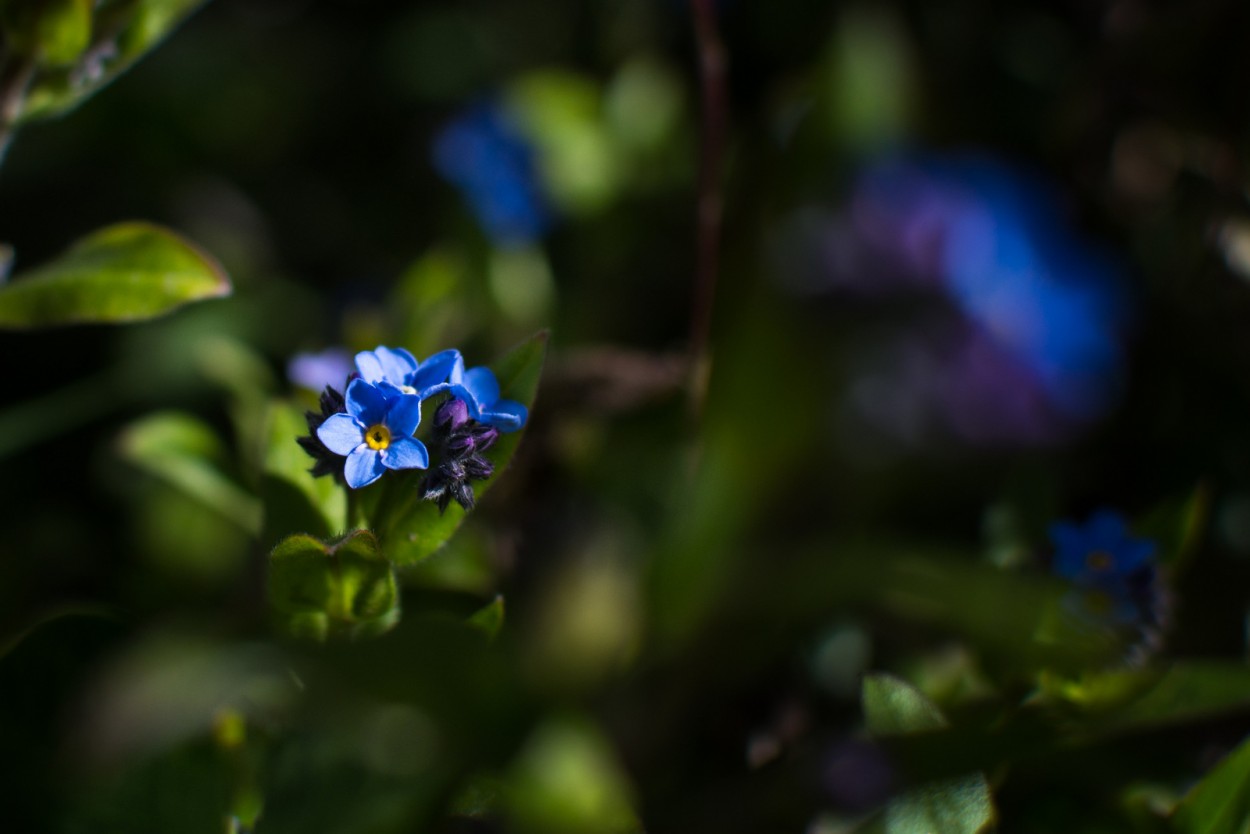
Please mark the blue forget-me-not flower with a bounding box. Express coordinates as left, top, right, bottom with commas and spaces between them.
432, 100, 552, 247
298, 343, 528, 505
1047, 510, 1169, 658
316, 378, 430, 489
438, 351, 528, 432
1048, 510, 1156, 587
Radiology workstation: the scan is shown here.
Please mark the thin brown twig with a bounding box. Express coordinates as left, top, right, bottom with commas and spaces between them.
688, 0, 727, 420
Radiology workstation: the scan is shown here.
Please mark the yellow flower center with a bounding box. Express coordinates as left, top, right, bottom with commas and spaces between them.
364, 423, 391, 450
399, 385, 418, 396
1085, 550, 1114, 572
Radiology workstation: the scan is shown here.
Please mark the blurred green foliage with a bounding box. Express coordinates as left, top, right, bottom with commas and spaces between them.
3, 1, 1250, 833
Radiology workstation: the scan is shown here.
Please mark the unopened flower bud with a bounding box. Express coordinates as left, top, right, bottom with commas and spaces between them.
435, 397, 470, 430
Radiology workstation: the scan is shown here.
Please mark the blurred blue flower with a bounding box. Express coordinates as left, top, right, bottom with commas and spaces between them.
439, 353, 528, 432
784, 152, 1133, 447
354, 346, 461, 400
1049, 510, 1156, 587
316, 378, 429, 488
432, 101, 552, 246
288, 348, 353, 393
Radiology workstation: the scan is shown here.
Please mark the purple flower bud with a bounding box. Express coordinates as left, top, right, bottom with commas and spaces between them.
446, 433, 476, 455
454, 482, 476, 510
470, 425, 499, 452
435, 397, 471, 430
464, 456, 494, 480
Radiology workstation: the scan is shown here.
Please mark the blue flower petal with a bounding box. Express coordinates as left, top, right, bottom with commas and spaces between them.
386, 394, 423, 438
344, 446, 386, 488
1087, 510, 1128, 548
316, 413, 364, 455
462, 366, 501, 409
346, 378, 390, 425
355, 346, 419, 386
373, 381, 409, 404
383, 437, 430, 471
480, 398, 527, 432
414, 349, 463, 396
1117, 538, 1156, 573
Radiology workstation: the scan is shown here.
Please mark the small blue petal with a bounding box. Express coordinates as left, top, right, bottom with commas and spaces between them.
317, 413, 364, 455
346, 378, 390, 425
480, 398, 527, 432
373, 381, 409, 404
345, 446, 386, 488
375, 346, 419, 385
386, 394, 423, 438
355, 346, 419, 386
462, 366, 501, 408
354, 351, 388, 384
383, 437, 430, 470
1087, 510, 1128, 547
414, 349, 463, 394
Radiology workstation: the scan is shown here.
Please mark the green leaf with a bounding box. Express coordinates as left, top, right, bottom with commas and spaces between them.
468, 595, 505, 640
20, 0, 207, 122
268, 530, 400, 640
0, 222, 229, 328
1173, 733, 1250, 834
507, 715, 640, 834
1099, 662, 1250, 733
863, 674, 997, 834
0, 0, 93, 66
261, 399, 345, 545
884, 776, 998, 834
378, 330, 548, 566
863, 673, 949, 735
118, 411, 261, 536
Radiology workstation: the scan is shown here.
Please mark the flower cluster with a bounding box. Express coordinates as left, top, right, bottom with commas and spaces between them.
298, 346, 528, 510
1047, 510, 1169, 656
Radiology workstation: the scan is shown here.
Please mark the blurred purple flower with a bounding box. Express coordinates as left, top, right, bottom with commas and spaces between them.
432, 100, 552, 247
781, 153, 1133, 446
288, 348, 353, 393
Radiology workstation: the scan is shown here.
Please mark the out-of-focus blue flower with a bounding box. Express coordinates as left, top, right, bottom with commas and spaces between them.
354, 346, 461, 400
783, 152, 1132, 447
288, 348, 353, 393
438, 352, 528, 432
316, 378, 429, 489
1049, 510, 1156, 587
432, 101, 552, 246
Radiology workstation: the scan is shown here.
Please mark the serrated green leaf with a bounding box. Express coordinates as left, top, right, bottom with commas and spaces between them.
0, 222, 229, 328
118, 411, 261, 535
468, 595, 505, 640
20, 0, 207, 122
863, 674, 996, 834
1172, 733, 1250, 834
378, 330, 548, 566
268, 530, 399, 640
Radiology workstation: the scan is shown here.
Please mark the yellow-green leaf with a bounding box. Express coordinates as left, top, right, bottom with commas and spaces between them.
0, 222, 229, 328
